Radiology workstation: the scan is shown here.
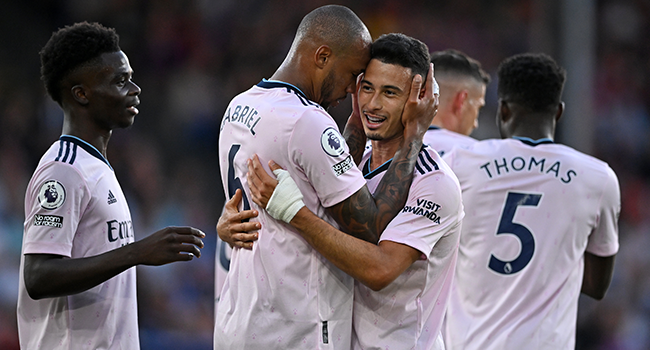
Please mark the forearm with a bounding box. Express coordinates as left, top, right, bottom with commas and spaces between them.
290, 207, 395, 290
327, 132, 422, 243
370, 130, 422, 233
24, 244, 140, 299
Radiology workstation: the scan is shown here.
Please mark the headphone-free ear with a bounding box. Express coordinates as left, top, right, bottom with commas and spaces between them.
71, 85, 89, 106
498, 99, 511, 123
314, 45, 332, 69
555, 101, 565, 122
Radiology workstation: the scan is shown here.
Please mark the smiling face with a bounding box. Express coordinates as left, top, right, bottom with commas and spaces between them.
358, 59, 413, 142
84, 51, 141, 130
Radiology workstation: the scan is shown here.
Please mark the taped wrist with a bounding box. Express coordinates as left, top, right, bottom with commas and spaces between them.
266, 168, 305, 223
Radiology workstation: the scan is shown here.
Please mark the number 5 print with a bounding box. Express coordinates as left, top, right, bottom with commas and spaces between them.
488, 192, 542, 275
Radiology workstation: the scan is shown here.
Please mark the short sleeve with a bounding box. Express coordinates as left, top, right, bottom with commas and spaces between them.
23, 162, 91, 257
380, 170, 464, 257
586, 167, 620, 257
290, 110, 366, 208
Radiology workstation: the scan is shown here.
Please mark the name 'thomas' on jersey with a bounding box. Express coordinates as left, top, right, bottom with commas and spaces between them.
216, 80, 366, 349
442, 138, 620, 350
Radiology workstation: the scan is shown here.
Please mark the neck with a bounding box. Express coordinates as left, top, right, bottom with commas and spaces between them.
62, 116, 112, 158
369, 135, 403, 170
270, 58, 319, 104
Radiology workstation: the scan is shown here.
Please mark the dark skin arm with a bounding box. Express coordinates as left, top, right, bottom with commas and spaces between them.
24, 226, 204, 299
328, 65, 438, 244
581, 252, 616, 300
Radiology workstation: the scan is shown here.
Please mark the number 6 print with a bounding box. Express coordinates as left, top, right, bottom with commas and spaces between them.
227, 144, 251, 216
488, 192, 542, 275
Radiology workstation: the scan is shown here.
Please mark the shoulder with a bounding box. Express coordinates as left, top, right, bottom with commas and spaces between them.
415, 146, 461, 191
414, 145, 443, 176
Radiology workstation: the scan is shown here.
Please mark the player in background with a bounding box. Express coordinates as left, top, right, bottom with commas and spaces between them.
17, 22, 205, 350
222, 33, 461, 350
441, 53, 619, 349
424, 49, 490, 156
215, 6, 437, 350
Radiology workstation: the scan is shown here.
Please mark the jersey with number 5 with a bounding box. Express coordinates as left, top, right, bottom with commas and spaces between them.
441, 138, 620, 350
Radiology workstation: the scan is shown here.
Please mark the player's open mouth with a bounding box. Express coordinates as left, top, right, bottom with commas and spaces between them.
364, 112, 386, 128
127, 101, 140, 115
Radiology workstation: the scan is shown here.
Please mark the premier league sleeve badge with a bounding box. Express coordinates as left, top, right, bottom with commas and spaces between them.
321, 127, 346, 157
37, 180, 66, 210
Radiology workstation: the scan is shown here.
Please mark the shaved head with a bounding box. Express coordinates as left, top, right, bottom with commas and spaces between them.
292, 5, 371, 56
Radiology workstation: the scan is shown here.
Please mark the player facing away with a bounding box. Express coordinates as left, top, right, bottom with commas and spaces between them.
17, 22, 205, 350
441, 53, 620, 349
224, 33, 461, 350
423, 49, 490, 156
215, 6, 437, 350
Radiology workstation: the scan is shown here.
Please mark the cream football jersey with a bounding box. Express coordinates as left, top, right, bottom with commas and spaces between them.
18, 135, 138, 350
423, 126, 477, 157
352, 145, 463, 350
216, 80, 367, 349
442, 137, 620, 350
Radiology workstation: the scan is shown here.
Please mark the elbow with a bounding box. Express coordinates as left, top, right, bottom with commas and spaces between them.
582, 284, 610, 301
24, 274, 47, 300
360, 267, 395, 291
584, 288, 608, 301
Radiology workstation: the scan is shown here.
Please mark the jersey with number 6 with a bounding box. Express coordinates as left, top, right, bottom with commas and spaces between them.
216, 80, 366, 350
441, 138, 620, 350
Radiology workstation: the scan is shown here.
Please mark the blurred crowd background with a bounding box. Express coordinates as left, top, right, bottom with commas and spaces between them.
0, 0, 648, 349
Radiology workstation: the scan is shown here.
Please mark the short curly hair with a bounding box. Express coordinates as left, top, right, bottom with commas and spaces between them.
40, 21, 120, 104
497, 53, 566, 112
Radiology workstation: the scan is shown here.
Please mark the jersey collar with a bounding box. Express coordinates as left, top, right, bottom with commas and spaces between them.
60, 135, 113, 170
512, 136, 554, 146
258, 79, 308, 100
362, 144, 428, 179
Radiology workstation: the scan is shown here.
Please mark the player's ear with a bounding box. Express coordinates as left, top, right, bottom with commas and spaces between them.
453, 90, 468, 114
314, 45, 332, 69
555, 102, 565, 122
71, 85, 90, 106
498, 98, 511, 123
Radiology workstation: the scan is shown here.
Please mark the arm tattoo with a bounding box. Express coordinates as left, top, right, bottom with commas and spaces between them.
327, 137, 422, 244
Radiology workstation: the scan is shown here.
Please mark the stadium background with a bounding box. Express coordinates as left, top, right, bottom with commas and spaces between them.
0, 0, 648, 349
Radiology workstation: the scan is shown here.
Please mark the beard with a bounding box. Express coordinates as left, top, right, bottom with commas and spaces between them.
319, 70, 337, 110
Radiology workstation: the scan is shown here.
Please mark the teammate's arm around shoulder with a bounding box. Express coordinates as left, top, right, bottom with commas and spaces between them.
246, 157, 421, 291
328, 64, 438, 244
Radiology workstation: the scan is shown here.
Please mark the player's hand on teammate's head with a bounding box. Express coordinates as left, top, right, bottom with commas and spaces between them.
136, 226, 205, 265
401, 63, 438, 136
217, 188, 260, 250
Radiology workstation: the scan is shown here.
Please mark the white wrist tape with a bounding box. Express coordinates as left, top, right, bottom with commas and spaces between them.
266, 168, 305, 223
